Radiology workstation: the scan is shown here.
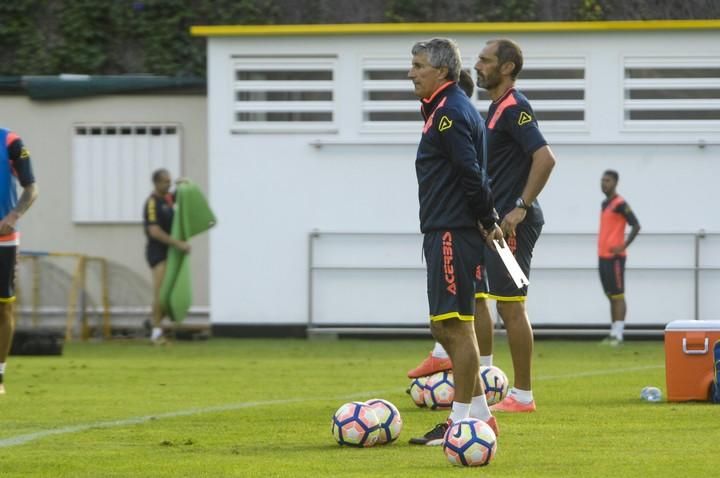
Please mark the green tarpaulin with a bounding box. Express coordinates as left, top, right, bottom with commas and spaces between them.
159, 182, 216, 322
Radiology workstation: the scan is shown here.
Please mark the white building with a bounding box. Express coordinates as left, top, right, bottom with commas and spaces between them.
193, 20, 720, 336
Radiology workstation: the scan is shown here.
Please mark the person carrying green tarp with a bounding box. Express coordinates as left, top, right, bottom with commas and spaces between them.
143, 170, 215, 345
159, 180, 216, 324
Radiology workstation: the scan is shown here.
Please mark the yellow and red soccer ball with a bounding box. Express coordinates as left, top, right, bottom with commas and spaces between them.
423, 371, 455, 409
365, 398, 402, 444
408, 376, 428, 407
331, 401, 380, 447
443, 418, 497, 467
479, 365, 509, 406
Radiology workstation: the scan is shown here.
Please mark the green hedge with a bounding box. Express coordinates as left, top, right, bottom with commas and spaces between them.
0, 0, 715, 77
0, 0, 278, 76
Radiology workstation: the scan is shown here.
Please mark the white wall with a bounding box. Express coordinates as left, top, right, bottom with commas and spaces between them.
206, 28, 720, 328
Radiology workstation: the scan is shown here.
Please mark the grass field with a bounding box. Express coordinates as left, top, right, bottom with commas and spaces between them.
0, 337, 718, 477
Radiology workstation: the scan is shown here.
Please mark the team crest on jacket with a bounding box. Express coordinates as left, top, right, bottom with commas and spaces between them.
438, 116, 453, 132
517, 111, 532, 126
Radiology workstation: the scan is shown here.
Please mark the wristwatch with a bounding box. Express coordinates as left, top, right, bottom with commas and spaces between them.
515, 197, 529, 209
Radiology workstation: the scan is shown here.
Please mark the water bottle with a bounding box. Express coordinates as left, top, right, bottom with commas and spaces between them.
640, 386, 662, 402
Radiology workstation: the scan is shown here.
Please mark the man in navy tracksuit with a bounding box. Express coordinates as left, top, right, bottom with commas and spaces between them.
407, 38, 503, 446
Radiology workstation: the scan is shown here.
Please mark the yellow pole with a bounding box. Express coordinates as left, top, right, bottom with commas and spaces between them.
65, 255, 84, 342
78, 257, 89, 341
100, 259, 111, 339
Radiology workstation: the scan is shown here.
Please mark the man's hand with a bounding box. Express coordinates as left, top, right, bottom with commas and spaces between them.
500, 207, 526, 238
610, 245, 625, 255
480, 223, 504, 250
0, 211, 20, 236
175, 241, 192, 254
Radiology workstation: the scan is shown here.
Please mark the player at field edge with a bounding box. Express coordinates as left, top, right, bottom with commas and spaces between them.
143, 169, 191, 345
0, 128, 38, 395
407, 37, 503, 446
409, 39, 556, 414
598, 169, 641, 346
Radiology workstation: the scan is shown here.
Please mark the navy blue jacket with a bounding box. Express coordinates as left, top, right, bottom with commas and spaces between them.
415, 82, 497, 233
486, 87, 547, 225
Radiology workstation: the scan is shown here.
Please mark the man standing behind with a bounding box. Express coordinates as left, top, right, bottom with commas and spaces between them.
0, 128, 38, 395
473, 39, 556, 413
598, 169, 640, 345
407, 37, 503, 446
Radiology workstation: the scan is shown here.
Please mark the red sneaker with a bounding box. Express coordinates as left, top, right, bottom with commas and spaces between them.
407, 353, 453, 378
484, 415, 499, 437
490, 394, 536, 413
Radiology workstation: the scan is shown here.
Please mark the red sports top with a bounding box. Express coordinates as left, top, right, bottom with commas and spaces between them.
598, 194, 637, 258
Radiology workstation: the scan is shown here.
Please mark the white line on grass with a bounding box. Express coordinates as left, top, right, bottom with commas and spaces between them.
0, 389, 393, 449
0, 365, 663, 449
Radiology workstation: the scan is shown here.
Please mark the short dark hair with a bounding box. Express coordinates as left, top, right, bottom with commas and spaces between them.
458, 69, 474, 98
152, 168, 170, 184
603, 169, 619, 182
488, 39, 523, 79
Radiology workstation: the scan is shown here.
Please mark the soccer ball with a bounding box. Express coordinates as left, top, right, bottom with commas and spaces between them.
443, 418, 497, 467
408, 376, 428, 407
479, 365, 509, 406
331, 401, 381, 447
365, 398, 402, 444
423, 371, 455, 409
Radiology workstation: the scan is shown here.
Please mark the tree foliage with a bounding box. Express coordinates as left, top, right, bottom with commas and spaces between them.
0, 0, 279, 76
0, 0, 717, 76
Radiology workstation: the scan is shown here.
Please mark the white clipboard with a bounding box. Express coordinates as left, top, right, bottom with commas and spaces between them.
493, 239, 530, 288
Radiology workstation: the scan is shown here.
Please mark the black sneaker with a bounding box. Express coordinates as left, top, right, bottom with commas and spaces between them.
408, 421, 449, 446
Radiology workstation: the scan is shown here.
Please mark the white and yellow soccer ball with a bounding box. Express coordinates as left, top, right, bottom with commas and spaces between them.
479, 365, 509, 406
365, 398, 402, 444
408, 376, 428, 407
331, 401, 380, 447
423, 371, 455, 409
443, 418, 497, 467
